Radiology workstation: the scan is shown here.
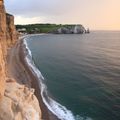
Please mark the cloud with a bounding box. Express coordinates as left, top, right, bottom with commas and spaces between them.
5, 0, 71, 17
14, 16, 46, 25
5, 0, 120, 30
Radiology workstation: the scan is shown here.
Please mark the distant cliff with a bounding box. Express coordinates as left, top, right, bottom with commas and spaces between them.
52, 24, 86, 34
16, 24, 89, 34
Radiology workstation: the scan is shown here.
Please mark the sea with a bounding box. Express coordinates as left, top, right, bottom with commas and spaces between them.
24, 31, 120, 120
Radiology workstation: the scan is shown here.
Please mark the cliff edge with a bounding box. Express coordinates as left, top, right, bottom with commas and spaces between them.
0, 0, 41, 120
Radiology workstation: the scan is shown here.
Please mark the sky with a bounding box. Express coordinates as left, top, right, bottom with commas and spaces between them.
5, 0, 120, 30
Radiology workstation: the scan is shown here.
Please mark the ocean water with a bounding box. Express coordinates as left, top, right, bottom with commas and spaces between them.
26, 31, 120, 120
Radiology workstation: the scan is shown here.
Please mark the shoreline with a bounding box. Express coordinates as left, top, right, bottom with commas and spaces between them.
20, 39, 60, 120
7, 37, 59, 120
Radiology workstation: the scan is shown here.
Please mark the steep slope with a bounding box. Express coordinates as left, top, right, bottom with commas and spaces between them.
0, 0, 7, 99
0, 0, 17, 100
0, 0, 41, 120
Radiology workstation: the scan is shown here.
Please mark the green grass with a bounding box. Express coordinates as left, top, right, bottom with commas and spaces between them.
16, 24, 79, 34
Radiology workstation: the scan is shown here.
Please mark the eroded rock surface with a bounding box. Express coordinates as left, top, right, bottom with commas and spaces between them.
0, 0, 42, 119
0, 79, 41, 120
0, 0, 7, 99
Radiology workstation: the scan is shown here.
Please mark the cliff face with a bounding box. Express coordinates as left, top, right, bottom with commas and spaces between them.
0, 43, 6, 99
53, 25, 86, 34
0, 1, 41, 120
0, 0, 17, 100
0, 0, 7, 99
6, 13, 17, 45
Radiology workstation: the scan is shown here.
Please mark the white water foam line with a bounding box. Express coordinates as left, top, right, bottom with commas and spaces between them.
23, 36, 93, 120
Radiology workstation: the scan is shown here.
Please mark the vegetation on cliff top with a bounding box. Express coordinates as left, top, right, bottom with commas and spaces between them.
16, 24, 87, 34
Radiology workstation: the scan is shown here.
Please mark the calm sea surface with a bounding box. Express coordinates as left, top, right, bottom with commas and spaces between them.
27, 31, 120, 120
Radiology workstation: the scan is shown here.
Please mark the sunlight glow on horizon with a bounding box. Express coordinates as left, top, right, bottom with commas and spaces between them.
5, 0, 120, 30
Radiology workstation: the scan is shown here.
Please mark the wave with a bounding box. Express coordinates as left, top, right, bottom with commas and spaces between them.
23, 35, 92, 120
